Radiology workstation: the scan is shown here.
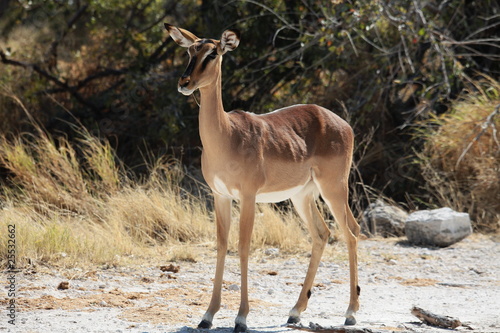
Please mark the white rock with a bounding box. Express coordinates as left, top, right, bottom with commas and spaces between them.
362, 200, 408, 237
405, 207, 472, 247
228, 284, 240, 291
265, 248, 280, 257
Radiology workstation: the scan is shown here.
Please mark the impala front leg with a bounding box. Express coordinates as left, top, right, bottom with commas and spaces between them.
199, 194, 232, 329
234, 195, 256, 333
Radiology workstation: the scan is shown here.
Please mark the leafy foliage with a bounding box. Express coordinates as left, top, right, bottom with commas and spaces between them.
1, 0, 499, 229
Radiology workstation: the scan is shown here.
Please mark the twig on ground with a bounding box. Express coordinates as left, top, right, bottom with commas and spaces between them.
288, 322, 390, 333
411, 306, 462, 329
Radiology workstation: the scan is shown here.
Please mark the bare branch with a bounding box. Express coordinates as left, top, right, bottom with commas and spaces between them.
465, 21, 500, 40
455, 103, 500, 169
352, 28, 390, 54
413, 0, 451, 95
229, 0, 301, 33
46, 4, 89, 70
0, 49, 99, 112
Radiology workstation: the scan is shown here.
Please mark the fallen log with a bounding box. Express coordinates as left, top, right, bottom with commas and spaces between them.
287, 322, 396, 333
411, 306, 461, 329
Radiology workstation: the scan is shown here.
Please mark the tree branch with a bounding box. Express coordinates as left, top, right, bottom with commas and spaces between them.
0, 49, 99, 112
455, 103, 500, 169
46, 4, 89, 71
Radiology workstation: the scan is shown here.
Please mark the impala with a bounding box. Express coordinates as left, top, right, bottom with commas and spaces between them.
164, 23, 360, 333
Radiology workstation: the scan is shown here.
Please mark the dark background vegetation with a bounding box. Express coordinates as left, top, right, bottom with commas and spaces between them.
1, 0, 499, 231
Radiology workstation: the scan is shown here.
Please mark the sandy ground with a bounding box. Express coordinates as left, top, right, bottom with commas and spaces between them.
1, 234, 499, 333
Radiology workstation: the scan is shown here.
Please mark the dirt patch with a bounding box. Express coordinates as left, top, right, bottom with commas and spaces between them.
1, 289, 145, 311
399, 278, 439, 287
2, 235, 499, 332
120, 287, 276, 325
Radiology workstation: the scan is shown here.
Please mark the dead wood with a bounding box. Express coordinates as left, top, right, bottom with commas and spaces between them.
287, 322, 397, 333
411, 306, 462, 329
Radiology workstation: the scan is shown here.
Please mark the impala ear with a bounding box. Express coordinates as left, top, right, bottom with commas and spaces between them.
219, 29, 240, 54
164, 23, 199, 47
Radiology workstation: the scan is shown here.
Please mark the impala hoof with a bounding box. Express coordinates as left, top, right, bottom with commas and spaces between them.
344, 316, 356, 326
287, 316, 301, 324
198, 319, 212, 329
233, 323, 247, 333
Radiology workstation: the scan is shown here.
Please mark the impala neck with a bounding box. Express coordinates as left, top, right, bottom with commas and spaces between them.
198, 66, 230, 153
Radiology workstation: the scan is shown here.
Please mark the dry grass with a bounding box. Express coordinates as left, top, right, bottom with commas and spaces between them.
240, 204, 309, 253
417, 76, 500, 232
0, 124, 338, 268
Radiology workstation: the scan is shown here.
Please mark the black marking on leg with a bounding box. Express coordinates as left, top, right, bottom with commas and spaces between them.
357, 285, 361, 296
198, 319, 212, 329
345, 317, 356, 326
307, 289, 312, 299
287, 316, 300, 324
233, 323, 247, 333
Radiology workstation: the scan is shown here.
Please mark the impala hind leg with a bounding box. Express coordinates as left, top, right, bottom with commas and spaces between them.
199, 195, 232, 329
315, 179, 360, 326
287, 184, 330, 324
342, 205, 360, 325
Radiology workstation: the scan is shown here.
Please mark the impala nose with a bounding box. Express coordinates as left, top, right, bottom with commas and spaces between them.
179, 76, 190, 88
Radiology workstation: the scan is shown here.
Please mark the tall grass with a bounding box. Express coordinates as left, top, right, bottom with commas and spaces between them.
0, 125, 315, 268
417, 77, 500, 232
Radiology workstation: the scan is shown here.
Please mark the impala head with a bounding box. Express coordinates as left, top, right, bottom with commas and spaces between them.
164, 23, 240, 96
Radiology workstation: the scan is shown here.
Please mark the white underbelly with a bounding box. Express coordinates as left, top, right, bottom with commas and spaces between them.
212, 176, 308, 203
255, 185, 306, 203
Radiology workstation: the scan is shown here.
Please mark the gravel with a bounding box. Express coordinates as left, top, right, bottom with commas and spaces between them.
1, 235, 499, 333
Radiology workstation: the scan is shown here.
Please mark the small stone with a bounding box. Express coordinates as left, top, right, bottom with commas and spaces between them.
57, 281, 70, 290
228, 284, 240, 291
267, 289, 274, 295
160, 264, 180, 273
265, 248, 280, 257
388, 259, 398, 265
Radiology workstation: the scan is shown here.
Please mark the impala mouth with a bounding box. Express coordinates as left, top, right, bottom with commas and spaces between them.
178, 85, 195, 96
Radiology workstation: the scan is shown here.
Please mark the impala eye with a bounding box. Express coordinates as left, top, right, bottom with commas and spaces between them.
207, 51, 217, 59
201, 50, 217, 70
